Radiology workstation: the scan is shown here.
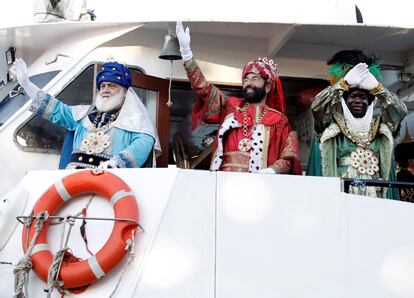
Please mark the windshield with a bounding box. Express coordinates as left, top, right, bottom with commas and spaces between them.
0, 71, 60, 126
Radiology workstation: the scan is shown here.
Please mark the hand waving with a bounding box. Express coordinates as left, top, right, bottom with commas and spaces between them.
14, 58, 30, 86
11, 58, 40, 99
176, 21, 193, 61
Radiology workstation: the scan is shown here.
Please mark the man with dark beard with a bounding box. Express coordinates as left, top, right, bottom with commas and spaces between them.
307, 50, 407, 198
176, 22, 301, 174
13, 58, 160, 169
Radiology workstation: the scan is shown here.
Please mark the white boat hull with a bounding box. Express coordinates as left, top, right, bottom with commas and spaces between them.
1, 169, 413, 297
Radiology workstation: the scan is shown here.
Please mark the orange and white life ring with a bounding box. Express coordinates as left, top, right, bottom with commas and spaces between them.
22, 170, 138, 289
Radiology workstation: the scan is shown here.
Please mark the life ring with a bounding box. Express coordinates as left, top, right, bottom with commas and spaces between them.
22, 170, 139, 289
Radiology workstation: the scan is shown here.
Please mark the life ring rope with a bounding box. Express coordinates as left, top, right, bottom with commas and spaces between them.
21, 170, 139, 290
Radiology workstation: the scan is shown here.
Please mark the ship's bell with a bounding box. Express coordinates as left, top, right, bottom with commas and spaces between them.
159, 35, 182, 60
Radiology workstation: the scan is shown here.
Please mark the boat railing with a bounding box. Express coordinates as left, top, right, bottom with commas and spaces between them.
342, 177, 414, 196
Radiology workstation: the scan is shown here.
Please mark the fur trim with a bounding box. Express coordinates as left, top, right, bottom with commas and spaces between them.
320, 123, 341, 146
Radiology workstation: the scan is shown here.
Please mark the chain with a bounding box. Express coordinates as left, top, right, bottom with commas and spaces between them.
92, 111, 119, 130
241, 105, 250, 140
238, 104, 268, 152
241, 103, 268, 140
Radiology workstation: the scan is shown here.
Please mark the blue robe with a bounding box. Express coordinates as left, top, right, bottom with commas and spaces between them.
30, 91, 155, 168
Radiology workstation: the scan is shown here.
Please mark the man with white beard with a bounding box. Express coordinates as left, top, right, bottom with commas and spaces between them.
13, 58, 160, 169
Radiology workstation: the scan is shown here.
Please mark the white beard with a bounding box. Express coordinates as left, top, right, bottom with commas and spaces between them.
95, 89, 126, 112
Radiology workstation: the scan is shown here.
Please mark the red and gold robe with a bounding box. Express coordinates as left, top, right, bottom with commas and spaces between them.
185, 59, 302, 174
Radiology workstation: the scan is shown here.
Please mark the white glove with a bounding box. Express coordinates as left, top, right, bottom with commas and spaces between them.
343, 63, 369, 87
258, 167, 276, 174
359, 72, 380, 91
176, 21, 193, 61
12, 58, 40, 99
98, 159, 118, 170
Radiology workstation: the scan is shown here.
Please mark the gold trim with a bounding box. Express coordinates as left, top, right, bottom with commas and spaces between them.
333, 112, 381, 148
281, 151, 299, 159
262, 126, 270, 168
266, 107, 282, 115
223, 151, 250, 157
222, 163, 249, 169
339, 78, 350, 91
185, 58, 198, 71
370, 83, 383, 95
254, 105, 260, 123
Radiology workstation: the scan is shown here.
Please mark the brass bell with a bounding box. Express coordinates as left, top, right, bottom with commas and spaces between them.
159, 35, 182, 61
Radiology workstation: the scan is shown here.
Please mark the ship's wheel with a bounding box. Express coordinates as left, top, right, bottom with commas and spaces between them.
172, 133, 191, 169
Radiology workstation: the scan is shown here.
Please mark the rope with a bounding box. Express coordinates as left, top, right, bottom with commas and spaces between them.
109, 231, 136, 298
46, 248, 67, 297
45, 217, 76, 297
166, 60, 173, 107
13, 211, 49, 298
79, 195, 95, 256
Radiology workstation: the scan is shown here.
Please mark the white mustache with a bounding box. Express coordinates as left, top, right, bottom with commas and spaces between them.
95, 90, 126, 112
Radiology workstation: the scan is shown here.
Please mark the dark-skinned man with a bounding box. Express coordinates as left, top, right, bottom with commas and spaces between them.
307, 50, 407, 198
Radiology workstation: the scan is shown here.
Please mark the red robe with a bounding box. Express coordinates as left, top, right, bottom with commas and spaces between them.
185, 59, 302, 174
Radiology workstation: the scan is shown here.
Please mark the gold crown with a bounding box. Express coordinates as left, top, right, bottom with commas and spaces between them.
257, 57, 279, 73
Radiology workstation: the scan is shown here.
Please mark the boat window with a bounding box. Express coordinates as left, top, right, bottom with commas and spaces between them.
130, 87, 157, 127
0, 71, 60, 127
169, 81, 239, 169
14, 65, 144, 153
169, 77, 328, 170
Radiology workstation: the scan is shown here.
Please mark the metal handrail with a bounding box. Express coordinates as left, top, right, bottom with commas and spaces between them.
342, 178, 414, 194
16, 215, 144, 232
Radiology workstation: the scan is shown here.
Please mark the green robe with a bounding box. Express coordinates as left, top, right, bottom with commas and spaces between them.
307, 82, 407, 199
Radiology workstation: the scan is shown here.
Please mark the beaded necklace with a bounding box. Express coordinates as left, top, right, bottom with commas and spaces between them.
80, 111, 119, 155
238, 104, 268, 152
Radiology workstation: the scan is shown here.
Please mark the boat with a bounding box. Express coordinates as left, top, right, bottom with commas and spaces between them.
0, 1, 414, 296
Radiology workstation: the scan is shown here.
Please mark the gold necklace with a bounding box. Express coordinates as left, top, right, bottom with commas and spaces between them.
80, 111, 119, 155
92, 111, 118, 129
238, 104, 268, 152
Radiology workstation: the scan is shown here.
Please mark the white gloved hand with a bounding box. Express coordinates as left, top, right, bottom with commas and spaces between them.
358, 72, 380, 91
98, 159, 118, 170
13, 58, 40, 99
343, 63, 369, 87
258, 167, 276, 174
176, 21, 193, 61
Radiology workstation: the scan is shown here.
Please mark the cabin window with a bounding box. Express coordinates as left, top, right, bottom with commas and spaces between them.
169, 81, 240, 169
169, 78, 328, 170
0, 71, 60, 128
130, 87, 157, 127
14, 65, 144, 153
15, 65, 95, 153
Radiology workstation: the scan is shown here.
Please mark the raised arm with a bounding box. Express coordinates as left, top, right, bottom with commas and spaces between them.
374, 86, 407, 134
311, 83, 344, 136
359, 72, 407, 134
14, 58, 78, 131
13, 58, 40, 99
176, 21, 228, 128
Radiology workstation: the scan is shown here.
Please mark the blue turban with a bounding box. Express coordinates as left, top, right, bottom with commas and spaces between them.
96, 61, 131, 90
